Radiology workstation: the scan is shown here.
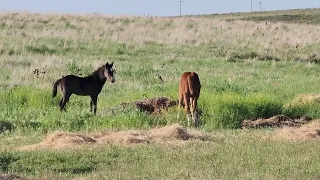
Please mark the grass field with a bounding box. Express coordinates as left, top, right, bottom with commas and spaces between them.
1, 8, 320, 179
199, 8, 320, 25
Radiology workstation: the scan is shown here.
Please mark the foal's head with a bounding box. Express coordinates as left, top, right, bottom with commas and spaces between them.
104, 62, 116, 83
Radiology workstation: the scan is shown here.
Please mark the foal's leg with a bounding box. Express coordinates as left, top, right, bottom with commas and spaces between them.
90, 95, 98, 115
59, 98, 63, 108
192, 98, 199, 127
190, 97, 195, 127
177, 94, 183, 119
60, 93, 71, 111
184, 95, 191, 127
90, 100, 93, 112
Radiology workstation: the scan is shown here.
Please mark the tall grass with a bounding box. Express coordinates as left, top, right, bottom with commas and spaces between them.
0, 84, 318, 132
0, 11, 320, 132
201, 93, 283, 129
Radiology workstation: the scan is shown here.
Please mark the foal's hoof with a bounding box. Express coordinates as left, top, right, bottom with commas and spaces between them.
60, 109, 67, 112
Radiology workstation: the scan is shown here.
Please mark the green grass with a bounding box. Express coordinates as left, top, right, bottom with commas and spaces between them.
2, 59, 320, 132
2, 130, 320, 179
1, 10, 320, 179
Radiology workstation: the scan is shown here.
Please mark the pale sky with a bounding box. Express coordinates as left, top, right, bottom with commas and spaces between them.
0, 0, 319, 16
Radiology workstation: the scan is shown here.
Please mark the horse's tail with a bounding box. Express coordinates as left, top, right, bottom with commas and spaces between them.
52, 78, 62, 98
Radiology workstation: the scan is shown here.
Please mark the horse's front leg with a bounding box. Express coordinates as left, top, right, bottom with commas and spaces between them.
90, 95, 98, 115
90, 100, 93, 112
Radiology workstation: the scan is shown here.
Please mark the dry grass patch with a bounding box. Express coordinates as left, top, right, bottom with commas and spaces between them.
17, 124, 211, 151
272, 120, 320, 141
1, 11, 320, 88
285, 93, 320, 107
242, 115, 311, 129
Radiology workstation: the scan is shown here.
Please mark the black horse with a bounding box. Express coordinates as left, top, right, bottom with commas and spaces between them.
52, 62, 116, 114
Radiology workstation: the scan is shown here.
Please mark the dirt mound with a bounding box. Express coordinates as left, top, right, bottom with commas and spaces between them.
0, 174, 26, 180
148, 124, 210, 141
96, 124, 209, 145
242, 115, 311, 129
120, 97, 177, 114
285, 93, 320, 107
272, 120, 320, 141
18, 124, 210, 151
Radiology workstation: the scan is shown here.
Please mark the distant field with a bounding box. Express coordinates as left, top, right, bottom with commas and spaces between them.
1, 9, 320, 179
197, 8, 320, 25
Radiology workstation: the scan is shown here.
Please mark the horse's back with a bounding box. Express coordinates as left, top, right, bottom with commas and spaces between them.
59, 75, 81, 85
179, 72, 201, 96
62, 74, 81, 80
188, 72, 201, 97
59, 75, 85, 93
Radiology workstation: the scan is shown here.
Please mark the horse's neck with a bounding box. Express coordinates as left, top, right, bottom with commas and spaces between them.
84, 68, 107, 89
85, 74, 106, 86
94, 75, 107, 87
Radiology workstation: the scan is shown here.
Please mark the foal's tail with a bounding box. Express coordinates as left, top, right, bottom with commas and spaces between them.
52, 78, 62, 98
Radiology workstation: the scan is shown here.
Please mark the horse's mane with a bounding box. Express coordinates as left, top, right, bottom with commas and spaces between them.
87, 65, 105, 77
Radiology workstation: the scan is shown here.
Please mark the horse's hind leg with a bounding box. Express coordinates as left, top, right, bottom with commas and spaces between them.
183, 95, 191, 127
190, 97, 195, 127
177, 94, 183, 119
59, 98, 63, 108
192, 98, 199, 127
60, 94, 71, 111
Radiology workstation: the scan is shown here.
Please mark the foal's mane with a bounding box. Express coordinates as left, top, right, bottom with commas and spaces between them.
86, 65, 105, 78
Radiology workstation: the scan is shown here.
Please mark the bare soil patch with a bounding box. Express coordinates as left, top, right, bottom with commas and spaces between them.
242, 115, 311, 129
0, 174, 26, 180
119, 96, 177, 114
17, 124, 210, 151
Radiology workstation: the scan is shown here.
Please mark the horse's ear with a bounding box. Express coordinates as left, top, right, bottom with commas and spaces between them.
106, 62, 109, 66
111, 62, 114, 66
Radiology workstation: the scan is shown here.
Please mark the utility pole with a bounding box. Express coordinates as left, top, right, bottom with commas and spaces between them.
178, 1, 184, 17
251, 0, 253, 12
258, 1, 263, 11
